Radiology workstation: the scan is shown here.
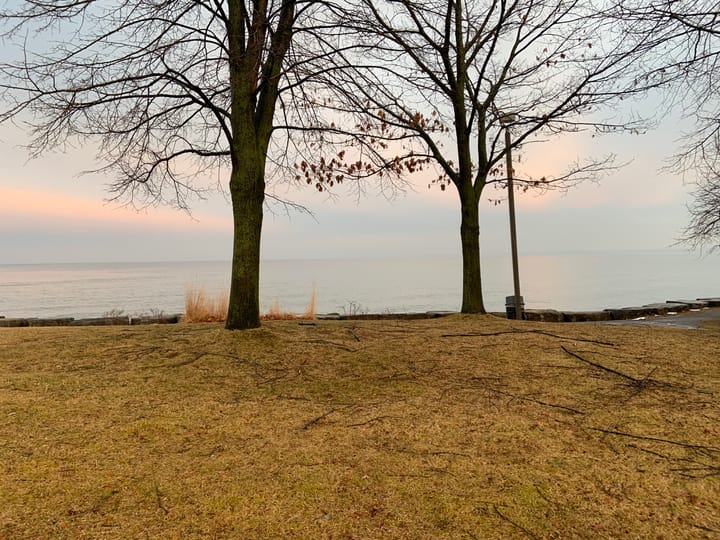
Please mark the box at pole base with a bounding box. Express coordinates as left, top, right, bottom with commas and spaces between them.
505, 295, 525, 320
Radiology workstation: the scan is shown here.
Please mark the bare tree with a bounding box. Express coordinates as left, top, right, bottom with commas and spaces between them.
0, 0, 341, 329
616, 0, 720, 251
307, 0, 663, 313
684, 173, 720, 249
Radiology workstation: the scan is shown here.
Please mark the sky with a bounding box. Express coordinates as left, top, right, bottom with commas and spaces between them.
0, 9, 708, 266
0, 111, 703, 265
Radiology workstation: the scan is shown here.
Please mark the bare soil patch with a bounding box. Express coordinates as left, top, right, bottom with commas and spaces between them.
1, 315, 718, 538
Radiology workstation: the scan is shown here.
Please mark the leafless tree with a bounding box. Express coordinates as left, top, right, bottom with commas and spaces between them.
302, 0, 663, 313
0, 0, 347, 329
617, 0, 720, 251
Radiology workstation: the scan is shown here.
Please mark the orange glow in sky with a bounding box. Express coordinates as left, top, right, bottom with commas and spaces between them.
0, 186, 232, 231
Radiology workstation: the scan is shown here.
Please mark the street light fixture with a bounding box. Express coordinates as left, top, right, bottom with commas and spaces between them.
499, 112, 523, 320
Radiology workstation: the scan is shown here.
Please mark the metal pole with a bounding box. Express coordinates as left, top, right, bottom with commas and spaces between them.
505, 127, 523, 320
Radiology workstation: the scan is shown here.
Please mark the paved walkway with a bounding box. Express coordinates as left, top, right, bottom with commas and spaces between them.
604, 307, 720, 329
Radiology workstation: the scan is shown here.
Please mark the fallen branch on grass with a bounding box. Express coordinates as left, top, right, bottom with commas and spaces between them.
494, 505, 539, 539
394, 448, 472, 459
303, 339, 359, 352
301, 408, 336, 430
692, 524, 720, 535
166, 352, 208, 368
561, 346, 641, 383
561, 346, 671, 393
442, 329, 615, 346
346, 415, 394, 427
347, 326, 361, 342
592, 427, 720, 453
616, 441, 719, 479
479, 384, 587, 415
671, 464, 720, 479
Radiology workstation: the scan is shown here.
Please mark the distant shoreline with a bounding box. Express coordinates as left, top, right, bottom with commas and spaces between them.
0, 247, 701, 267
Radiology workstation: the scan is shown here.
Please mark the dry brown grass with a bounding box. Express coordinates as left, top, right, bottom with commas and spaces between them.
262, 286, 316, 321
184, 286, 228, 323
1, 315, 719, 538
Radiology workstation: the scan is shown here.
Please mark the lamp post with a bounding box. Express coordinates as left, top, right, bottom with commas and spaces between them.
499, 113, 523, 320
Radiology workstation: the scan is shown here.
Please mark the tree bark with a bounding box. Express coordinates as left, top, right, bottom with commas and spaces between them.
459, 186, 486, 314
226, 158, 265, 330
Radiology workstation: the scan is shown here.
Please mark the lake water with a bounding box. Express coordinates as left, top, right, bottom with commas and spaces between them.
0, 250, 718, 319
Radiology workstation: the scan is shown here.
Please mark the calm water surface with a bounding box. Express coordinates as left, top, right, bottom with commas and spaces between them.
0, 251, 718, 318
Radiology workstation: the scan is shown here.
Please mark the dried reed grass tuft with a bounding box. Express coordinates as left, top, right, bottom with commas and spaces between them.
184, 286, 228, 322
261, 286, 316, 321
302, 286, 316, 319
262, 299, 296, 321
184, 285, 316, 322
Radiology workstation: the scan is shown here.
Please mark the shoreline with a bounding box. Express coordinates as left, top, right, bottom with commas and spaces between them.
2, 297, 719, 328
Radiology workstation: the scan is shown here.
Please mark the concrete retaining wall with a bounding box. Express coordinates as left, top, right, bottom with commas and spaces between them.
0, 314, 182, 328
523, 298, 720, 323
1, 297, 719, 326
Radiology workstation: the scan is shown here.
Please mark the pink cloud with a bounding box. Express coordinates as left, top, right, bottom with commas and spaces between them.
0, 186, 232, 231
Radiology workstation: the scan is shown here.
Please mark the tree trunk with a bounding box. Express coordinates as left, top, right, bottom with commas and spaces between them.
222, 1, 294, 330
459, 188, 486, 313
225, 160, 265, 330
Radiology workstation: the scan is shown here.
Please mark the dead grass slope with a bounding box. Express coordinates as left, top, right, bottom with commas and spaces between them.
1, 315, 718, 539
